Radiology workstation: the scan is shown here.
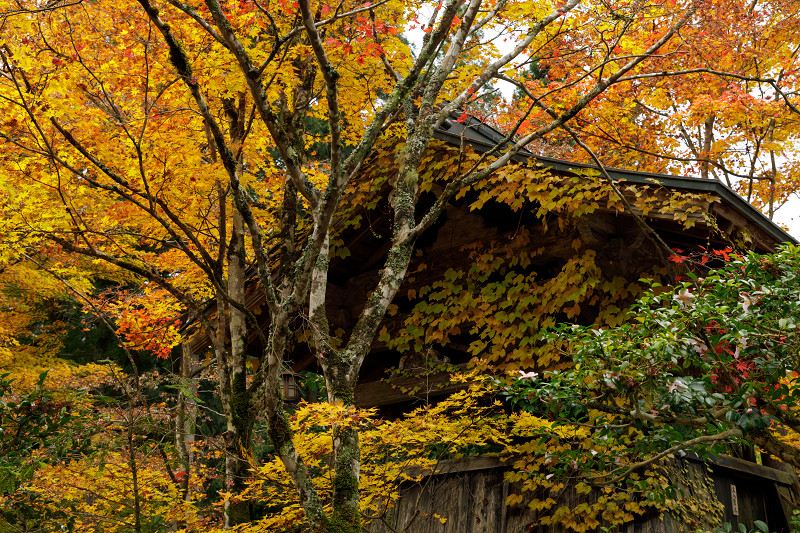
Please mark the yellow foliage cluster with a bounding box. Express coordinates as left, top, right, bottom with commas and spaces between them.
154, 375, 701, 532
223, 381, 508, 531
4, 361, 116, 394
15, 451, 209, 533
362, 138, 707, 373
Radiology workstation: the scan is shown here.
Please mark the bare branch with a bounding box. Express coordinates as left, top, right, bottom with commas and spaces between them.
591, 428, 743, 486
137, 0, 281, 317
165, 0, 227, 47
297, 0, 342, 189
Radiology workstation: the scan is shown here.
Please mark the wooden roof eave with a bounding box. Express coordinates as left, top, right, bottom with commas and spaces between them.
184, 116, 795, 354
433, 119, 795, 249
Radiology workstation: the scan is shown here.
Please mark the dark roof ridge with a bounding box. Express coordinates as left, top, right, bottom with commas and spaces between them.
433, 115, 796, 245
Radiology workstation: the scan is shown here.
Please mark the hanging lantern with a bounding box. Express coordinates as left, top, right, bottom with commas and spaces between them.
281, 370, 301, 402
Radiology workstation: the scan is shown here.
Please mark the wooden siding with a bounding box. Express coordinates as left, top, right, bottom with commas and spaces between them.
365, 456, 797, 533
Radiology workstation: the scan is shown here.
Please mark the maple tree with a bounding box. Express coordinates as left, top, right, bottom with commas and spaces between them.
499, 0, 800, 219
1, 0, 799, 531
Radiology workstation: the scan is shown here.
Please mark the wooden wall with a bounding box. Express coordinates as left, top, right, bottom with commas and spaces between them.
364, 456, 797, 533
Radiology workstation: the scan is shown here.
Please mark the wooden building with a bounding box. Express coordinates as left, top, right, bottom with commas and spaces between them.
185, 115, 794, 403
364, 454, 798, 533
185, 115, 797, 531
335, 117, 795, 409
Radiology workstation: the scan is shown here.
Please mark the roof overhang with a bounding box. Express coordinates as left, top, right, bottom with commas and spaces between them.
434, 117, 796, 247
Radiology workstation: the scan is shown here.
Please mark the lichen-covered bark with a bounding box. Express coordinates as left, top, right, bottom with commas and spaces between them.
262, 327, 328, 531
175, 344, 197, 501
330, 426, 361, 533
223, 371, 254, 527
224, 210, 254, 527
309, 113, 431, 533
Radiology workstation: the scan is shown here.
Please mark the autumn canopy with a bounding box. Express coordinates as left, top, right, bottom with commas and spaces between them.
1, 0, 799, 531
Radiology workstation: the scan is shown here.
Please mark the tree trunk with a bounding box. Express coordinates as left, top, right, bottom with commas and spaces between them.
700, 114, 715, 180
330, 424, 361, 532
175, 344, 197, 501
223, 209, 255, 528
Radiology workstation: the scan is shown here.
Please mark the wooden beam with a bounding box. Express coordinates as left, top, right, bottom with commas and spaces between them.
354, 363, 469, 407
712, 203, 776, 252
402, 456, 505, 478
685, 453, 798, 486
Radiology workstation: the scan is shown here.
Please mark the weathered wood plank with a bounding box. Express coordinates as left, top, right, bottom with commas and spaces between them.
365, 455, 796, 533
404, 456, 504, 478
